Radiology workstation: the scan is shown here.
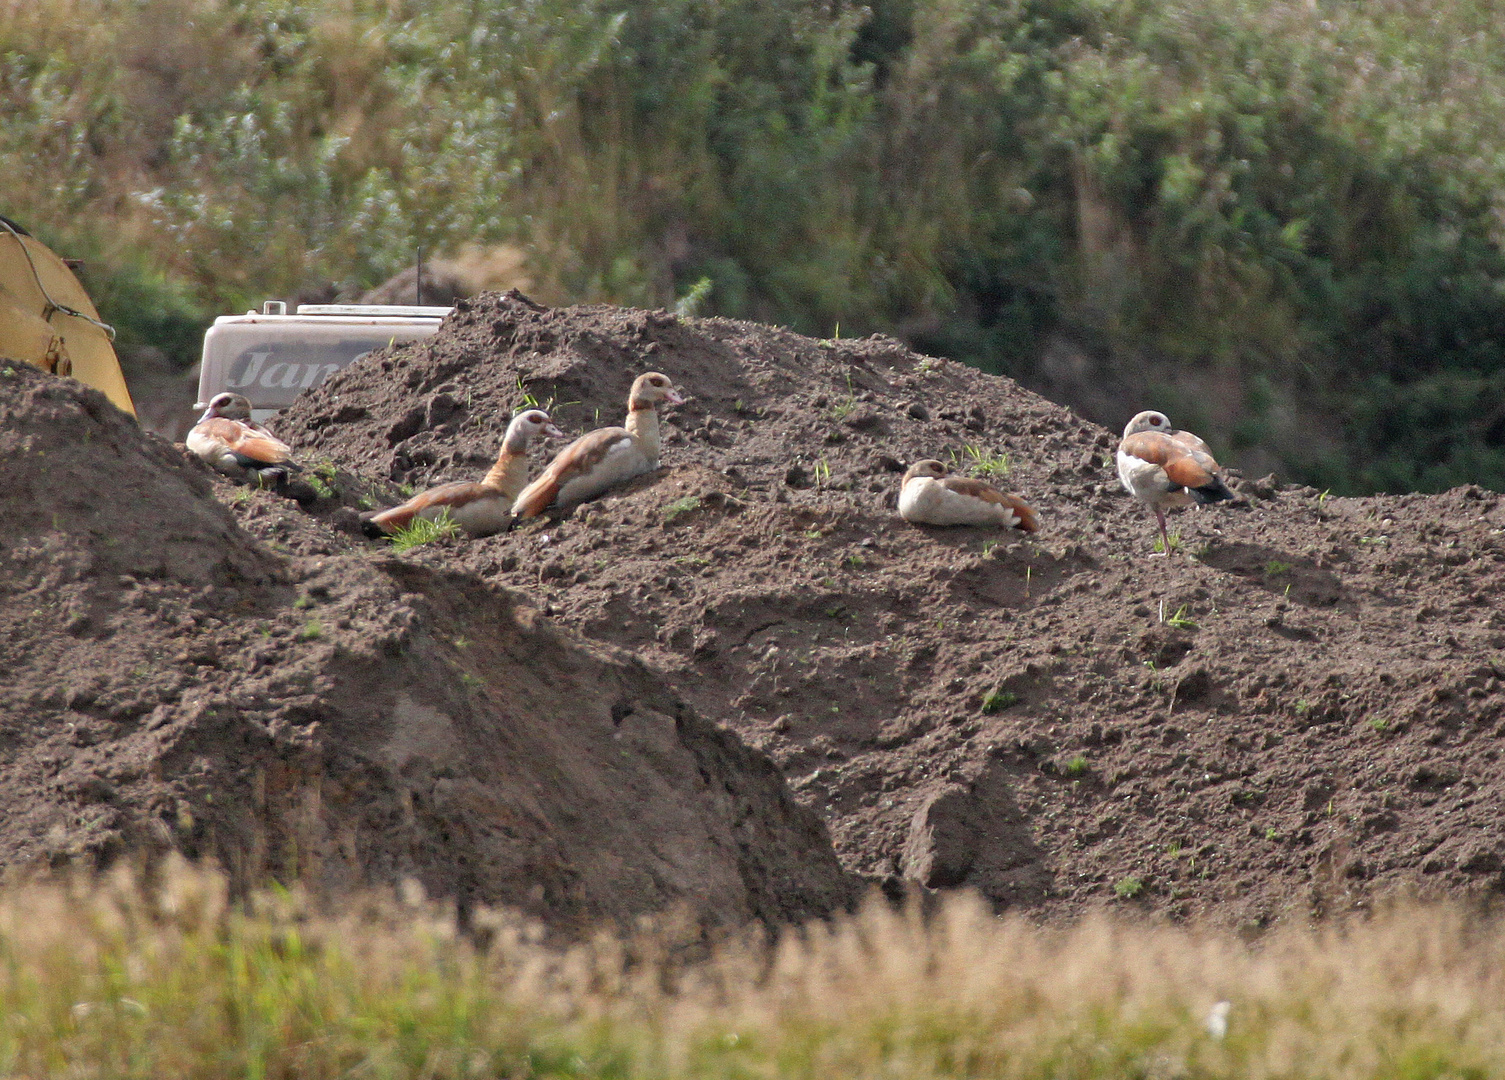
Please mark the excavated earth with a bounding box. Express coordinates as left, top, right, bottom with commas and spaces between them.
278, 291, 1505, 930
0, 361, 852, 935
7, 288, 1505, 935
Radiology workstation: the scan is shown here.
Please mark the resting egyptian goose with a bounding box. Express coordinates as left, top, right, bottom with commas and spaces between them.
362, 409, 564, 538
509, 371, 685, 523
898, 459, 1040, 531
1117, 410, 1234, 553
186, 392, 301, 486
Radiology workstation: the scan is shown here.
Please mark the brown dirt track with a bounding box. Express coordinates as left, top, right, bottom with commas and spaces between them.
6, 290, 1505, 934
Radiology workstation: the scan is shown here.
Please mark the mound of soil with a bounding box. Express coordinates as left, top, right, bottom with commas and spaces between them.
274, 291, 1505, 928
0, 362, 853, 933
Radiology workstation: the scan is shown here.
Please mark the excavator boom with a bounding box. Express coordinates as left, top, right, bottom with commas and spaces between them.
0, 215, 134, 416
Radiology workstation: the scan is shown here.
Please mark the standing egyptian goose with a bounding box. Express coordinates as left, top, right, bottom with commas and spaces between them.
509, 371, 685, 522
1117, 410, 1234, 553
186, 392, 301, 486
898, 459, 1040, 531
363, 409, 564, 538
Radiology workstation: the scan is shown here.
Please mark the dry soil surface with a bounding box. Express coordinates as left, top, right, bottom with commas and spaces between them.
275, 291, 1505, 930
0, 361, 853, 935
8, 288, 1505, 936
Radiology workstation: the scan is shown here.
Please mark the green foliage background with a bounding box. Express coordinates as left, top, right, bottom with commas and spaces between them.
5, 0, 1505, 493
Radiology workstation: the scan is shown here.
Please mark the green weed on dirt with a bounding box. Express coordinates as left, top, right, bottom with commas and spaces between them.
3, 862, 1504, 1079
387, 511, 462, 552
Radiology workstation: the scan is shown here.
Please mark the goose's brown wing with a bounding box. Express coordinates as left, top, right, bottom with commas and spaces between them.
510, 427, 631, 519
939, 475, 1041, 532
192, 418, 296, 466
368, 481, 495, 533
1120, 430, 1221, 489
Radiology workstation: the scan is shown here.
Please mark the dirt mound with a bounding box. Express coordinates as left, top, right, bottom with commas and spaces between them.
275, 291, 1505, 928
0, 362, 853, 933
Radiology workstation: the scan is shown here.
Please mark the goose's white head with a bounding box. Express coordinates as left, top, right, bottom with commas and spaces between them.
507, 408, 566, 443
1122, 410, 1173, 439
628, 371, 686, 410
201, 391, 254, 422
902, 459, 948, 484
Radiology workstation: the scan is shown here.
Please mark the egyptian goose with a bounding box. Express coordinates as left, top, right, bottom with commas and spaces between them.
898, 459, 1040, 531
186, 392, 301, 486
363, 409, 564, 538
1117, 410, 1234, 552
509, 371, 684, 522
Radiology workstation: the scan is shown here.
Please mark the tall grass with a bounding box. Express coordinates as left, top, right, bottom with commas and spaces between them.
3, 860, 1504, 1078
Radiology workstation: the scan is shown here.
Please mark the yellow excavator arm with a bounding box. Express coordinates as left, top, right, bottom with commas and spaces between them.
0, 215, 135, 416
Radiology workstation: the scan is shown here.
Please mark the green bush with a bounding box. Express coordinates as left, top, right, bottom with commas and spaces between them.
5, 0, 1505, 492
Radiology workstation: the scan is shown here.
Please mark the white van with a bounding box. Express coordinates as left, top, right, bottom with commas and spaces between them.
196, 301, 450, 420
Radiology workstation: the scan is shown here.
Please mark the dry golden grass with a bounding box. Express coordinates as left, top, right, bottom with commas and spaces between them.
1, 858, 1502, 1078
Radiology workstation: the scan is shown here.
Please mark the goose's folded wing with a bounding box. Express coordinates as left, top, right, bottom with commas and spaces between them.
1169, 428, 1214, 457
369, 480, 493, 533
1122, 430, 1220, 489
939, 476, 1040, 532
222, 420, 294, 465
511, 427, 632, 519
189, 418, 295, 465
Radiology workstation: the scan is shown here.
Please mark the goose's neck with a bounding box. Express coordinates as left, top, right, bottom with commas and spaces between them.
482, 443, 531, 498
626, 404, 661, 466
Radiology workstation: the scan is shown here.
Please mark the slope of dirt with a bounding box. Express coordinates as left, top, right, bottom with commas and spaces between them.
0, 362, 854, 934
275, 291, 1505, 929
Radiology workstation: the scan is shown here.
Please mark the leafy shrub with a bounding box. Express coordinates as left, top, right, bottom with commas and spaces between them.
6, 0, 1505, 492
